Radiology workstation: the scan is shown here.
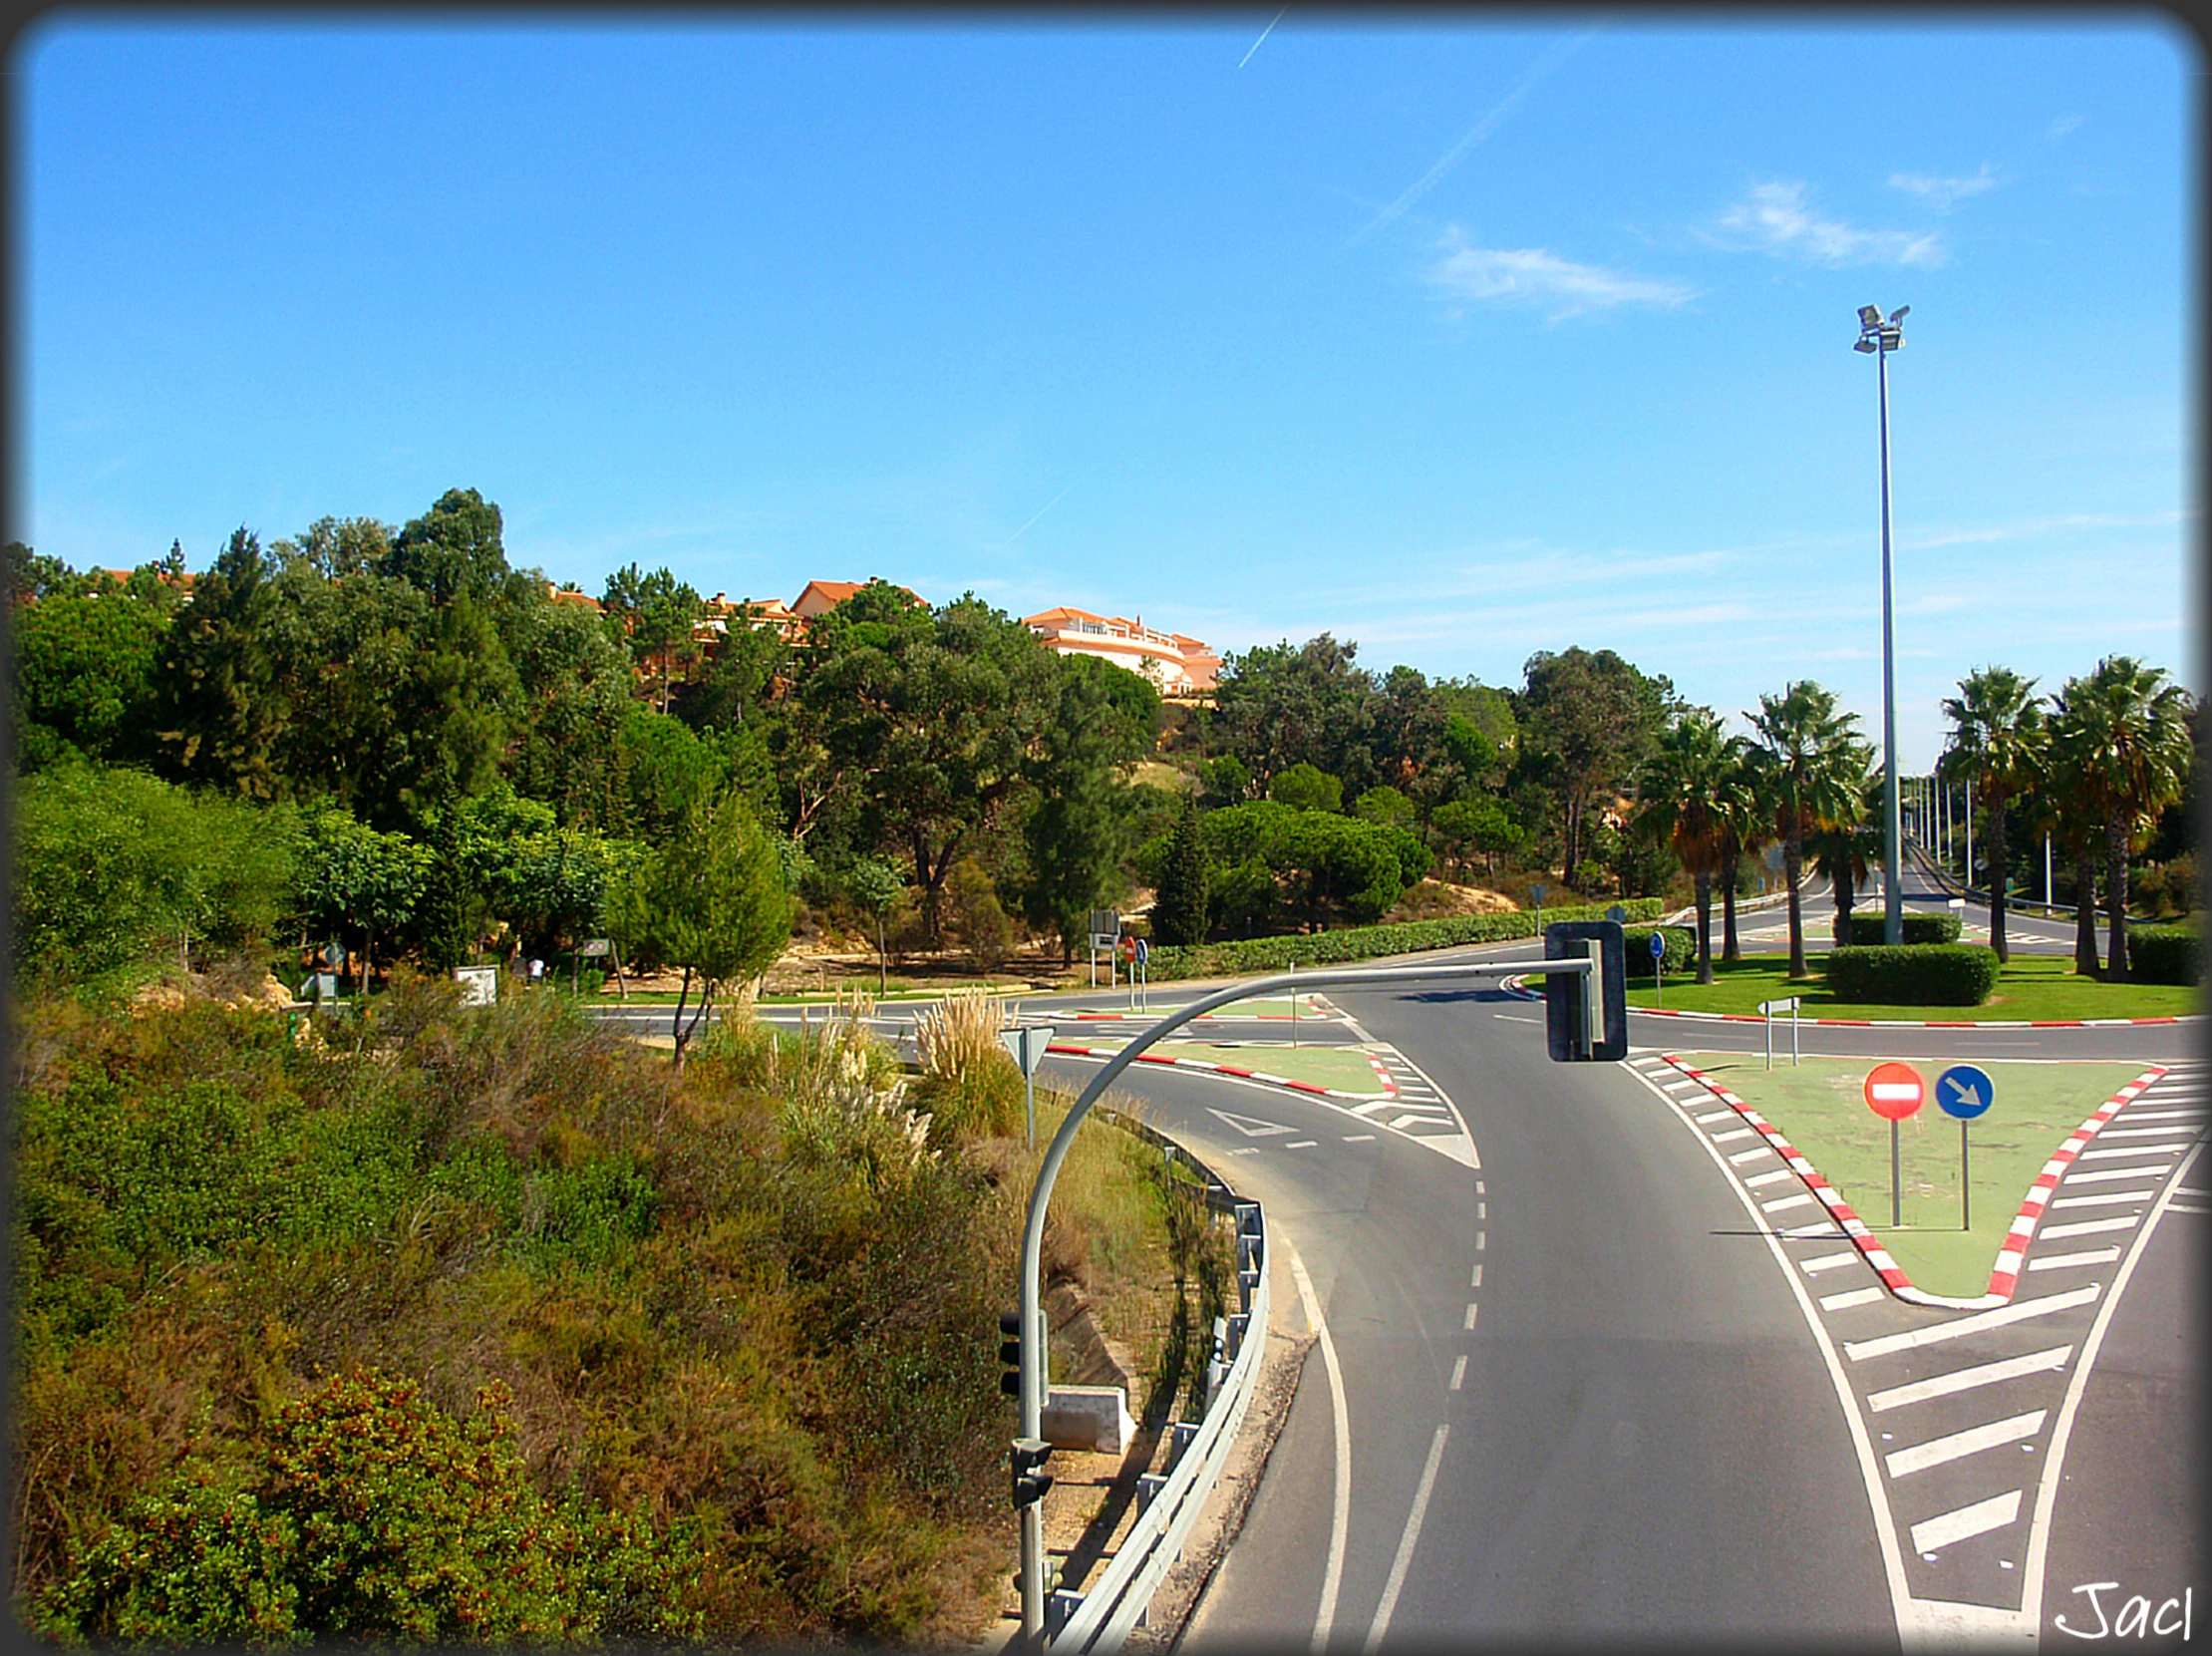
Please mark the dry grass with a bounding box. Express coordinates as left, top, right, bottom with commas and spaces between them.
913, 988, 1010, 1082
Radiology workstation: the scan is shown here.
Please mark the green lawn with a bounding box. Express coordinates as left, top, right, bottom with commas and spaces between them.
1624, 952, 2199, 1022
1673, 1053, 2157, 1297
1055, 1038, 1390, 1097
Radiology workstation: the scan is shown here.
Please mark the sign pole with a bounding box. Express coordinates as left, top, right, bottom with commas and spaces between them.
1891, 1118, 1902, 1228
1960, 1120, 1970, 1231
1289, 960, 1296, 1047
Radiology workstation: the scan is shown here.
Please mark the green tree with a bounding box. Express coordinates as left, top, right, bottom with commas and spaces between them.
1269, 762, 1343, 814
1207, 634, 1374, 792
1634, 708, 1742, 982
844, 855, 905, 992
9, 577, 176, 771
1745, 681, 1871, 979
1515, 647, 1677, 882
2051, 658, 2194, 981
606, 789, 791, 1063
1938, 665, 2047, 962
602, 563, 705, 714
1430, 796, 1521, 880
1021, 655, 1153, 960
151, 527, 291, 800
11, 764, 298, 985
803, 594, 1061, 943
293, 807, 432, 989
1150, 802, 1212, 946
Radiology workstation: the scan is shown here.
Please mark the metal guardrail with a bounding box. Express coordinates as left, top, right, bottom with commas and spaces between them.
1044, 1112, 1271, 1651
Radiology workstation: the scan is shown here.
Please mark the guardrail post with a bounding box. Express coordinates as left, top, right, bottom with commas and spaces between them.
1047, 1589, 1084, 1639
1136, 1472, 1165, 1515
1169, 1420, 1198, 1470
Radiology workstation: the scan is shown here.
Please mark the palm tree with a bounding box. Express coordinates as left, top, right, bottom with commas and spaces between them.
1746, 681, 1871, 979
1939, 666, 2046, 963
2043, 691, 2104, 976
1806, 776, 1881, 943
2054, 657, 2194, 982
1635, 708, 1741, 984
1712, 749, 1769, 964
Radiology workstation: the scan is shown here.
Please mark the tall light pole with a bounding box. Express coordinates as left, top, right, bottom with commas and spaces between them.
1856, 303, 1908, 944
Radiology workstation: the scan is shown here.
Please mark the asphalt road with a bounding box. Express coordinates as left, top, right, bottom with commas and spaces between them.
587, 858, 2201, 1645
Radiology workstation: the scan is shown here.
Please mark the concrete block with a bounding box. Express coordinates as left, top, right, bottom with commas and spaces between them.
1041, 1384, 1133, 1455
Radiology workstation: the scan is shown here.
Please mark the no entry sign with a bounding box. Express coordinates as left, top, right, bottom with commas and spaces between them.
1864, 1061, 1926, 1122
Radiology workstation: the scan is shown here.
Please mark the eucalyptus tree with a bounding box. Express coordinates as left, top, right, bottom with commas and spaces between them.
1635, 708, 1741, 983
1745, 681, 1872, 979
1938, 666, 2046, 962
2051, 657, 2194, 982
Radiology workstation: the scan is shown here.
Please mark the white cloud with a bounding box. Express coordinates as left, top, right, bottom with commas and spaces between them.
1427, 232, 1698, 319
1888, 165, 1997, 209
1710, 180, 1947, 268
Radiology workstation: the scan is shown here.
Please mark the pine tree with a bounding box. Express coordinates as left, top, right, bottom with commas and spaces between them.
1152, 802, 1211, 946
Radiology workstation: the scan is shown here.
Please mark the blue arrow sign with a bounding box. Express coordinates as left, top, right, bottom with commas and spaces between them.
1936, 1064, 1995, 1121
1649, 932, 1667, 959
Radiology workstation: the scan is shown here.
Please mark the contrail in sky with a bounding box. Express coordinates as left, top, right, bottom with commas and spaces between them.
1239, 8, 1287, 69
998, 479, 1083, 549
1343, 22, 1604, 249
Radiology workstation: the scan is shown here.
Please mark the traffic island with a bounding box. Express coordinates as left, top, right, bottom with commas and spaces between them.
1666, 1053, 2161, 1300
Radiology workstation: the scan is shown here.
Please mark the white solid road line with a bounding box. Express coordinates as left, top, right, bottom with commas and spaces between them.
2062, 1163, 2181, 1184
2048, 1189, 2153, 1207
1799, 1250, 1862, 1274
1866, 1346, 2072, 1414
1845, 1284, 2101, 1362
2035, 1214, 2139, 1240
1884, 1409, 2047, 1479
1290, 1245, 1351, 1656
2025, 1246, 2121, 1271
1911, 1490, 2024, 1555
1820, 1286, 1887, 1312
1362, 1423, 1449, 1656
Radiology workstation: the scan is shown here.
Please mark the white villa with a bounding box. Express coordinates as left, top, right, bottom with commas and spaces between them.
1022, 606, 1219, 698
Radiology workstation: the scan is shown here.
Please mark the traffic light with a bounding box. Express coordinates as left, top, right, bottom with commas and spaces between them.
998, 1309, 1026, 1398
1543, 919, 1626, 1062
1011, 1436, 1054, 1508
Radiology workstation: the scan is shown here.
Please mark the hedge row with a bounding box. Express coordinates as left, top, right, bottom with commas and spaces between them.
1141, 899, 1666, 982
1833, 911, 1962, 946
2126, 925, 2203, 986
1826, 944, 2000, 1005
1622, 926, 1698, 976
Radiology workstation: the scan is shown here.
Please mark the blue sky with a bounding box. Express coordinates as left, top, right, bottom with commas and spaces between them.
13, 13, 2195, 770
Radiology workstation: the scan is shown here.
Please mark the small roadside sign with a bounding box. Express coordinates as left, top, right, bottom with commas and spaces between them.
1648, 932, 1666, 958
578, 938, 611, 958
1864, 1060, 1926, 1228
1134, 938, 1148, 965
1863, 1061, 1926, 1122
1936, 1064, 1994, 1121
1000, 1024, 1056, 1151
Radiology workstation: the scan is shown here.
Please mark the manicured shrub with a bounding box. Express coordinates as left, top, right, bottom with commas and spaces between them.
2125, 924, 2203, 986
1833, 910, 1962, 946
1622, 926, 1697, 976
1826, 944, 1999, 1005
1143, 899, 1664, 981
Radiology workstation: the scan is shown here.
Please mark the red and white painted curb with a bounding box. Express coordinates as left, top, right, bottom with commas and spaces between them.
1499, 973, 2197, 1029
1044, 1040, 1398, 1103
1659, 1054, 2171, 1310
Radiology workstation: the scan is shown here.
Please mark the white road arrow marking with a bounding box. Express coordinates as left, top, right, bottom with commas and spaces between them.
1206, 1107, 1296, 1138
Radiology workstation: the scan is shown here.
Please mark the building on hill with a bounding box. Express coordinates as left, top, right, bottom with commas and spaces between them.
790, 577, 924, 622
1022, 606, 1219, 698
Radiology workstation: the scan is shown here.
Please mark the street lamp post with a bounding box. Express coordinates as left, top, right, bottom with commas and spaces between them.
1856, 303, 1908, 945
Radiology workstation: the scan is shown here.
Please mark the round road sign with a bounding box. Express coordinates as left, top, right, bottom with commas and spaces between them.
1863, 1061, 1927, 1122
1649, 931, 1667, 959
1936, 1064, 1995, 1121
1120, 935, 1136, 962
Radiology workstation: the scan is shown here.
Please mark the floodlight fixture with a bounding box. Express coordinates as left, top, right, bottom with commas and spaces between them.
1859, 304, 1884, 329
1854, 338, 1877, 353
1889, 305, 1910, 322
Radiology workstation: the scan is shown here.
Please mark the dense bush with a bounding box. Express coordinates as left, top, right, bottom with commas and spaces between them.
1832, 910, 1962, 946
2125, 924, 2203, 986
1143, 899, 1662, 981
1826, 944, 2000, 1005
1622, 926, 1697, 976
8, 984, 1038, 1645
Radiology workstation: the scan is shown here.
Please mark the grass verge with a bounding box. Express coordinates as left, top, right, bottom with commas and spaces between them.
1671, 1053, 2155, 1297
1625, 953, 2199, 1022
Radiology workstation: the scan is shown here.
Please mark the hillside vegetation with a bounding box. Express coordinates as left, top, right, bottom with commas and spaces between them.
11, 977, 1184, 1646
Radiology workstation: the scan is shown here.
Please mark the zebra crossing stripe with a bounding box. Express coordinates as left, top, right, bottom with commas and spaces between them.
1910, 1490, 2023, 1554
